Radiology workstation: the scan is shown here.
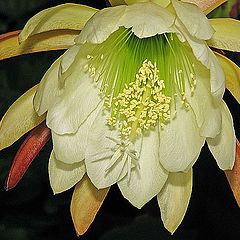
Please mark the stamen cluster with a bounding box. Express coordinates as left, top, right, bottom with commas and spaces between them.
106, 60, 171, 139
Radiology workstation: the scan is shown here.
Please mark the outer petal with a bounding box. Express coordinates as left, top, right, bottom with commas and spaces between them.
207, 102, 236, 170
49, 151, 85, 194
159, 107, 205, 172
215, 52, 240, 104
52, 106, 99, 164
46, 45, 102, 134
208, 18, 240, 52
0, 30, 79, 61
19, 4, 98, 43
186, 58, 222, 138
76, 3, 176, 44
34, 57, 62, 115
177, 22, 225, 99
85, 111, 126, 189
0, 85, 45, 150
157, 169, 192, 234
118, 130, 168, 209
172, 0, 214, 40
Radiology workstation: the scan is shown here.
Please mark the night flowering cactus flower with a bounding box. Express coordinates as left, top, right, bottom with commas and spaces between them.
0, 0, 240, 236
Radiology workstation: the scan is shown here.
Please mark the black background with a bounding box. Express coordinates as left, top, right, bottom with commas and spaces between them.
0, 1, 240, 240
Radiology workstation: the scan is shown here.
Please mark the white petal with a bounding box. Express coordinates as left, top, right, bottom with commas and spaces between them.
172, 0, 214, 40
157, 169, 192, 234
85, 111, 127, 189
119, 3, 176, 38
49, 151, 86, 194
207, 101, 236, 170
76, 3, 176, 44
186, 58, 222, 138
33, 57, 62, 115
52, 106, 100, 164
118, 130, 168, 209
176, 22, 225, 99
76, 5, 127, 44
46, 58, 102, 134
159, 107, 205, 172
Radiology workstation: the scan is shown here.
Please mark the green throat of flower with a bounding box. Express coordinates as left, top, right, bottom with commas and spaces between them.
84, 27, 196, 141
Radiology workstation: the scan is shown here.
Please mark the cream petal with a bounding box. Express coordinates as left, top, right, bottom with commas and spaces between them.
172, 0, 214, 40
186, 58, 222, 138
76, 3, 176, 44
118, 130, 168, 209
46, 66, 102, 134
119, 3, 176, 38
157, 169, 192, 234
85, 111, 128, 189
49, 151, 86, 194
159, 107, 205, 172
52, 106, 100, 164
176, 19, 225, 99
33, 57, 62, 115
207, 101, 236, 170
59, 45, 80, 76
76, 5, 127, 44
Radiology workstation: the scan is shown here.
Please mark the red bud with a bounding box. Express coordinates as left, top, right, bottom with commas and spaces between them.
5, 121, 51, 190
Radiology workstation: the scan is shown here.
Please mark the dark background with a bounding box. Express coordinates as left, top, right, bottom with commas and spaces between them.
0, 1, 240, 240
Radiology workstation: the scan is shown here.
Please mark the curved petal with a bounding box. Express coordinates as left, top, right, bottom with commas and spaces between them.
177, 22, 225, 99
52, 106, 99, 164
119, 2, 176, 38
75, 5, 127, 44
157, 169, 192, 234
34, 57, 62, 115
172, 0, 214, 40
207, 102, 236, 170
46, 70, 102, 134
76, 3, 176, 44
208, 18, 240, 52
186, 58, 222, 138
49, 151, 86, 194
19, 4, 98, 43
46, 43, 102, 134
215, 52, 240, 104
159, 107, 205, 172
85, 111, 127, 189
0, 30, 79, 61
118, 130, 168, 209
0, 85, 45, 151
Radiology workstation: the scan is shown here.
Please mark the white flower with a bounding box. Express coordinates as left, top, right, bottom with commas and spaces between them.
34, 0, 235, 233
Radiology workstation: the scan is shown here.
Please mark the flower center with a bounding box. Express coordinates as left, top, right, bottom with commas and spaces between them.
84, 27, 196, 141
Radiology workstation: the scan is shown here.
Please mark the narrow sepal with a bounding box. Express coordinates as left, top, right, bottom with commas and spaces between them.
225, 140, 240, 207
0, 85, 45, 150
70, 175, 109, 236
0, 30, 79, 61
214, 51, 240, 104
5, 122, 51, 190
19, 3, 98, 43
